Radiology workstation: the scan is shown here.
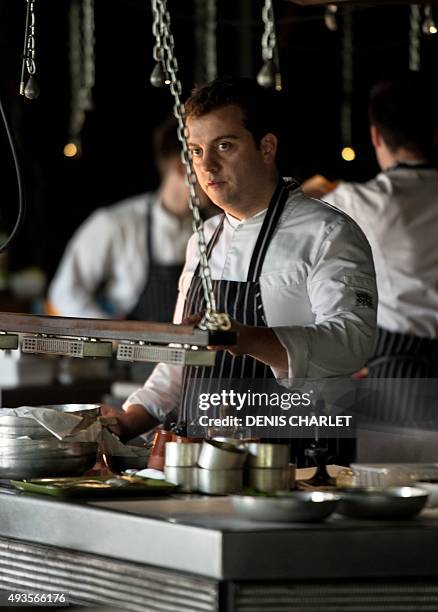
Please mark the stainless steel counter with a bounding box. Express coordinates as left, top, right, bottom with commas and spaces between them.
2, 489, 438, 582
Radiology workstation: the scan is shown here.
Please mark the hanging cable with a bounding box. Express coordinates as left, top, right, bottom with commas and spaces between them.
409, 5, 421, 71
257, 0, 282, 91
19, 0, 39, 99
0, 96, 26, 253
150, 0, 230, 332
340, 7, 355, 162
64, 0, 95, 158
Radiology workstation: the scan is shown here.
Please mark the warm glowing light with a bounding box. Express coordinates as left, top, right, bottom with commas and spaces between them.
341, 146, 356, 162
63, 142, 78, 158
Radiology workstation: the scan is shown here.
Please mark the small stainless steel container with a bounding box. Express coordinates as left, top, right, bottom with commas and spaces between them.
248, 465, 294, 492
246, 443, 290, 468
198, 440, 247, 470
165, 442, 201, 467
197, 467, 243, 495
164, 466, 198, 493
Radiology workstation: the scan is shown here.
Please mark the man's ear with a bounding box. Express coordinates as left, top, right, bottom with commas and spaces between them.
260, 133, 278, 164
370, 124, 381, 149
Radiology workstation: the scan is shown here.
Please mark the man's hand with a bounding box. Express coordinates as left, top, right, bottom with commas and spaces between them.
182, 312, 288, 370
100, 403, 159, 443
301, 174, 338, 199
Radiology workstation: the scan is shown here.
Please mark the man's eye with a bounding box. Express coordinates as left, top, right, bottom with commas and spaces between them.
218, 142, 231, 151
190, 148, 202, 157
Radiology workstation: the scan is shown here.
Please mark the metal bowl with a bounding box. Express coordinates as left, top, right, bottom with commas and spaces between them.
0, 441, 98, 479
164, 466, 198, 493
197, 467, 243, 495
0, 404, 100, 440
337, 486, 429, 520
198, 440, 247, 470
230, 491, 339, 522
248, 466, 294, 492
38, 404, 100, 417
165, 442, 201, 467
102, 451, 149, 474
246, 443, 290, 468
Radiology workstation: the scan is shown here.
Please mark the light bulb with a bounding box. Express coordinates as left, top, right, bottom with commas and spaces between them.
341, 147, 356, 162
63, 142, 80, 158
423, 17, 437, 35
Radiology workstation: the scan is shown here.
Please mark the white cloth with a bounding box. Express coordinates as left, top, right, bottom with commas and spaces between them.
124, 187, 377, 423
323, 165, 438, 338
48, 193, 193, 318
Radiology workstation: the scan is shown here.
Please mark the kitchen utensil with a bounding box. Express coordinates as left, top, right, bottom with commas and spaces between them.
337, 486, 429, 519
245, 443, 290, 468
230, 491, 339, 522
164, 466, 198, 493
197, 467, 243, 495
165, 442, 201, 467
248, 465, 294, 492
198, 440, 247, 470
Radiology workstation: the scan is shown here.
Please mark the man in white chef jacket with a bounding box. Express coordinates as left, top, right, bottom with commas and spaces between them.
104, 76, 378, 444
302, 73, 438, 380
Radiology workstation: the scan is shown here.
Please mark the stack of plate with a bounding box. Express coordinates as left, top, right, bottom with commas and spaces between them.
0, 405, 99, 479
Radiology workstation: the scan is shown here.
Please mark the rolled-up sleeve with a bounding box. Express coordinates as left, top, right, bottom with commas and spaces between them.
273, 217, 377, 379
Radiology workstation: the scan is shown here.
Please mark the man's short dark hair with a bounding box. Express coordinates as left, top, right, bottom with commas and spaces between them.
184, 76, 279, 148
153, 116, 181, 174
369, 73, 436, 156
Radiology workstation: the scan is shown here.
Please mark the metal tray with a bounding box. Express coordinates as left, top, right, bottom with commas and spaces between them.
230, 491, 339, 522
10, 476, 178, 498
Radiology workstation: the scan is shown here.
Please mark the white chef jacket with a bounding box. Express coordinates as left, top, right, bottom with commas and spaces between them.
48, 193, 193, 318
124, 187, 377, 423
323, 165, 438, 338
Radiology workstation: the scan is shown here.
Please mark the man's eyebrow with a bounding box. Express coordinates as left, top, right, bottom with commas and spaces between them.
188, 134, 240, 146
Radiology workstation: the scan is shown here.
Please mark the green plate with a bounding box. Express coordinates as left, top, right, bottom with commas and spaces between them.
10, 476, 178, 499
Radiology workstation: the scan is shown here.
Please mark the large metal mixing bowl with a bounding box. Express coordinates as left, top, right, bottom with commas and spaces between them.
0, 404, 99, 440
0, 441, 98, 479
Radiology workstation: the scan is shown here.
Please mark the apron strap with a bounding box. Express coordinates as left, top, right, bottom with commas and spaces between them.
247, 179, 297, 282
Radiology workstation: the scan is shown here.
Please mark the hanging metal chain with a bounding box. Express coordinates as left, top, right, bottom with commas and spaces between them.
341, 7, 353, 147
261, 0, 276, 62
20, 0, 39, 98
324, 4, 338, 32
151, 0, 230, 331
25, 0, 36, 76
409, 5, 421, 72
258, 0, 281, 90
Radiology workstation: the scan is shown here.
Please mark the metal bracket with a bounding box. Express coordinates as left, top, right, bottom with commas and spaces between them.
21, 336, 113, 358
117, 343, 216, 367
0, 333, 19, 350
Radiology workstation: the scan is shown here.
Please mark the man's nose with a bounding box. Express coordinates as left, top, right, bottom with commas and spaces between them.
201, 149, 219, 173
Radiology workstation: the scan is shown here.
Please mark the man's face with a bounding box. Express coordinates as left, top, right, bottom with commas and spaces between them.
186, 105, 272, 217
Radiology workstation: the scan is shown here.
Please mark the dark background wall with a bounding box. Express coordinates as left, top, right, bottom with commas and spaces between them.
0, 0, 437, 284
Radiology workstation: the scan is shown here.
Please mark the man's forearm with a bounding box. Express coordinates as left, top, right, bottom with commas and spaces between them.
237, 326, 288, 371
118, 404, 159, 442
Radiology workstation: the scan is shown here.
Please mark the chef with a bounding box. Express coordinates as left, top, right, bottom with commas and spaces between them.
302, 73, 438, 380
48, 117, 212, 324
106, 76, 377, 453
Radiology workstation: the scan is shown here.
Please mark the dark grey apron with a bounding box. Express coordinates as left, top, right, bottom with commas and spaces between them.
127, 202, 182, 322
